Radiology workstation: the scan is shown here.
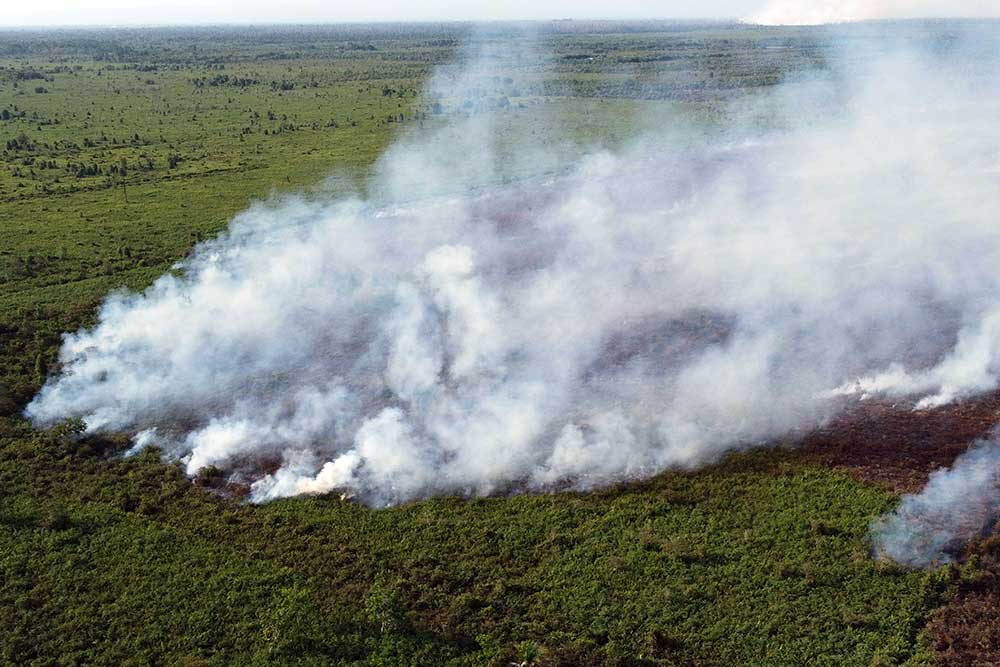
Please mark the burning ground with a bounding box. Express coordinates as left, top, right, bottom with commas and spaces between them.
14, 21, 1000, 667
23, 26, 1000, 574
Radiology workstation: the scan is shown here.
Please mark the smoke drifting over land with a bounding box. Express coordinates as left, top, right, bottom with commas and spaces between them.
873, 437, 1000, 568
25, 26, 1000, 564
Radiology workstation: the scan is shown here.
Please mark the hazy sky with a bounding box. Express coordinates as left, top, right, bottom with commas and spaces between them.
2, 0, 998, 27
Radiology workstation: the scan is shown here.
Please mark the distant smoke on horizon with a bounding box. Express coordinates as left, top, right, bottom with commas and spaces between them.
23, 28, 1000, 566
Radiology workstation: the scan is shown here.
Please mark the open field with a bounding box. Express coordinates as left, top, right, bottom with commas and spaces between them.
2, 22, 999, 666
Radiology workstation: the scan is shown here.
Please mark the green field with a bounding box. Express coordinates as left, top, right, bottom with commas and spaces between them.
0, 22, 973, 666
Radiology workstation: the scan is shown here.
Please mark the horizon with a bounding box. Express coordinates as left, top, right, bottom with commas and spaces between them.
3, 16, 1000, 30
4, 0, 999, 29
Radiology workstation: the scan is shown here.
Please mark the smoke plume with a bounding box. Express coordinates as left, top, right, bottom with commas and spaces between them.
26, 30, 1000, 526
873, 437, 1000, 567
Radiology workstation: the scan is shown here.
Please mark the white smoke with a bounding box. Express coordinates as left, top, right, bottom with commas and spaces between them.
744, 1, 998, 25
872, 437, 1000, 567
25, 32, 1000, 514
832, 309, 1000, 409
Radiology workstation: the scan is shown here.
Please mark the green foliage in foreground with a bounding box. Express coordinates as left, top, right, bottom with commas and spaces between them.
0, 417, 947, 666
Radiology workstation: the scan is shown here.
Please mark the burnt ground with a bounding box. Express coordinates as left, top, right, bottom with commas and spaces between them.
796, 391, 1000, 666
926, 534, 1000, 667
800, 392, 1000, 495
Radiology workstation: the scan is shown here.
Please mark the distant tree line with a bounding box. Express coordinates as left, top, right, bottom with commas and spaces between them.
191, 74, 259, 88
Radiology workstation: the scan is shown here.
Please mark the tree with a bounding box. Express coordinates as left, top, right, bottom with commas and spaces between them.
364, 577, 405, 634
119, 157, 128, 203
34, 353, 46, 382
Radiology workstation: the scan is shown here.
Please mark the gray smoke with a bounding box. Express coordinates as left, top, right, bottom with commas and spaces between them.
26, 32, 1000, 521
872, 437, 1000, 568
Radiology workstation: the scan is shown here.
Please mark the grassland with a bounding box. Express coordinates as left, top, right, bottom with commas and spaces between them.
0, 22, 980, 666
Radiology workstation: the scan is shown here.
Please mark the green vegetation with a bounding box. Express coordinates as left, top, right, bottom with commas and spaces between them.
0, 421, 950, 666
0, 23, 964, 666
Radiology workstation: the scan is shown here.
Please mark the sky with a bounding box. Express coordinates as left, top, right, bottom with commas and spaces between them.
3, 0, 998, 27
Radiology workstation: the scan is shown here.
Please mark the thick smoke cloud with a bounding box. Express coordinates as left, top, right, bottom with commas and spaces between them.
26, 32, 1000, 526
